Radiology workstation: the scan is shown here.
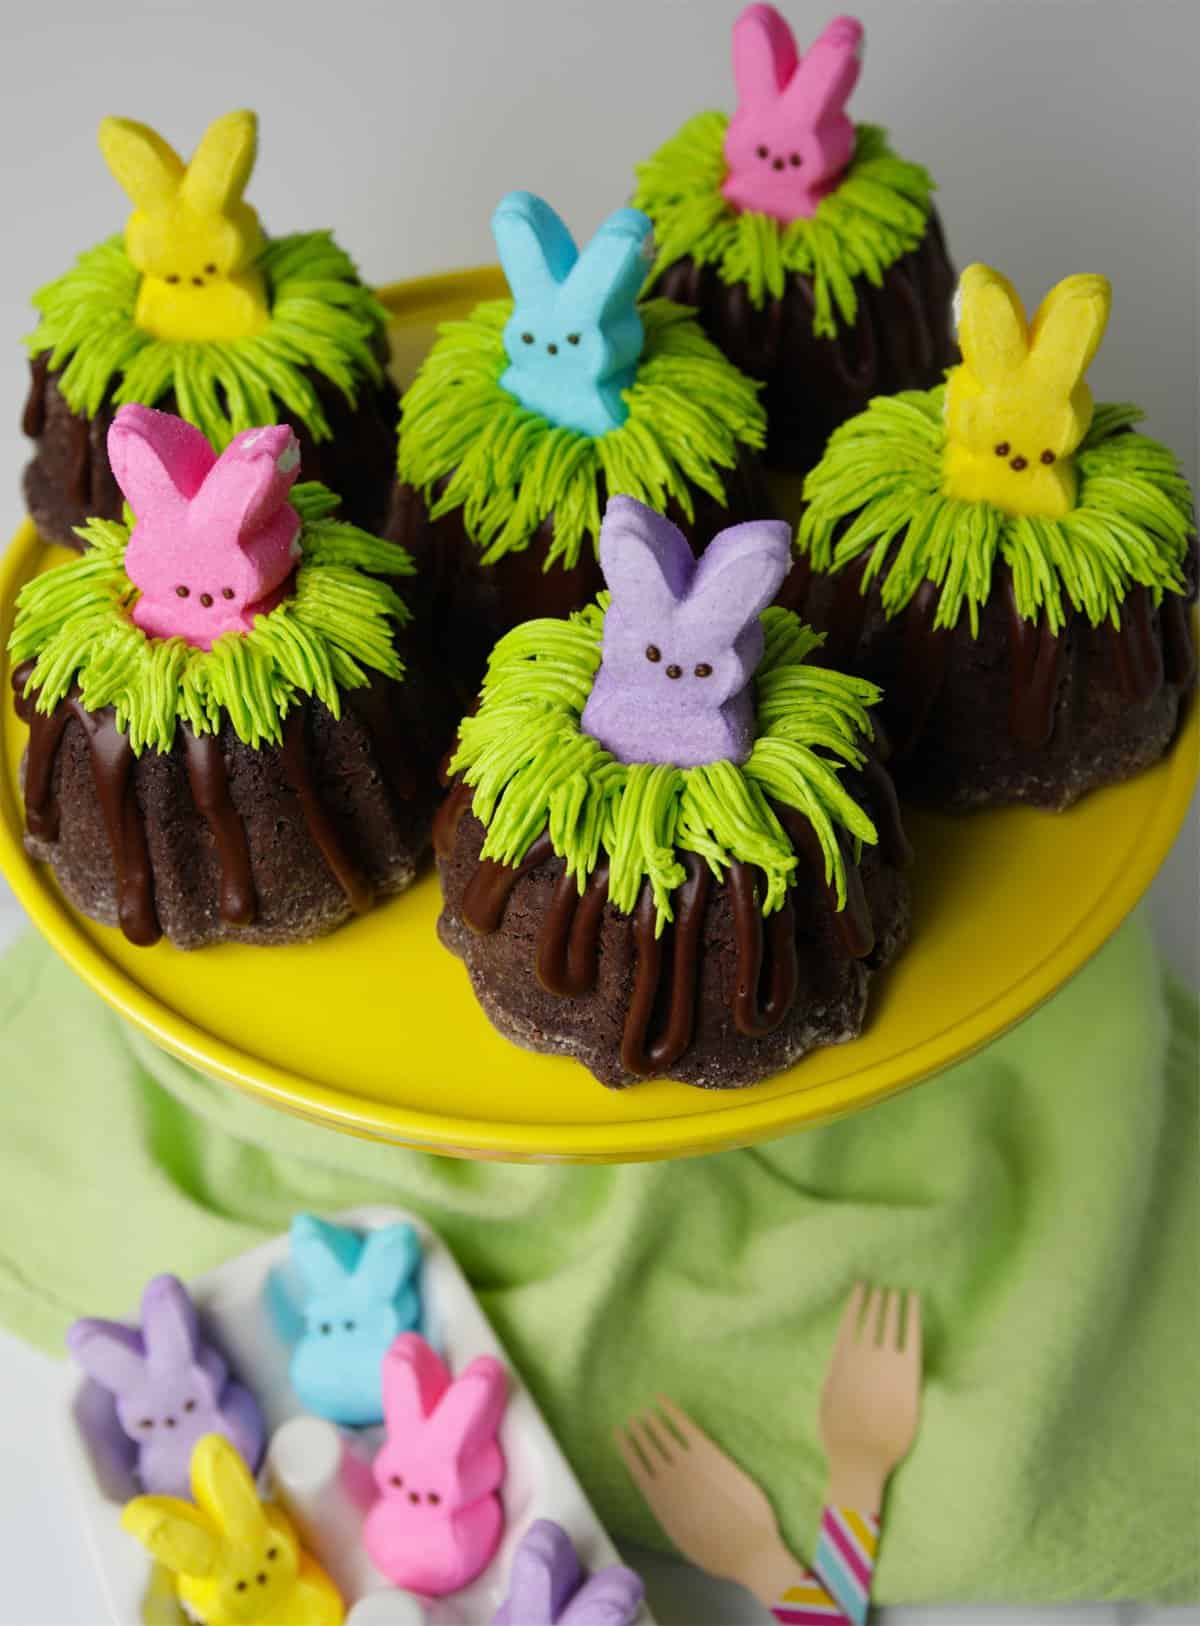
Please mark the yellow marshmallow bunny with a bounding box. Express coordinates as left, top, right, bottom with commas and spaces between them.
943, 263, 1111, 519
122, 1434, 343, 1626
99, 110, 269, 343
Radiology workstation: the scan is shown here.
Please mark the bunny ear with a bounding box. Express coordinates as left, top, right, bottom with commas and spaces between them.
730, 4, 799, 106
1027, 273, 1111, 392
108, 404, 215, 519
179, 109, 259, 215
493, 191, 579, 305
787, 15, 864, 119
190, 1434, 265, 1540
598, 496, 696, 620
98, 117, 184, 212
562, 208, 652, 324
500, 1520, 582, 1626
427, 1354, 507, 1462
560, 1564, 646, 1626
140, 1275, 199, 1376
121, 1496, 221, 1579
66, 1318, 146, 1396
190, 424, 300, 543
688, 520, 792, 636
954, 263, 1029, 383
381, 1333, 450, 1434
353, 1224, 421, 1303
290, 1213, 362, 1294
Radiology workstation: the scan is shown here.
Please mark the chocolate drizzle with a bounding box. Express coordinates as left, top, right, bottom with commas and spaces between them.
21, 355, 48, 440
279, 709, 375, 917
462, 833, 556, 933
183, 728, 257, 927
1161, 592, 1197, 689
892, 580, 954, 758
536, 863, 611, 997
1003, 577, 1066, 749
727, 862, 800, 1038
1109, 585, 1164, 704
433, 779, 474, 859
620, 855, 712, 1076
774, 808, 875, 959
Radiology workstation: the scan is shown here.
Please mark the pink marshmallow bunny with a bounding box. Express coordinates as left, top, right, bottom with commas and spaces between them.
108, 403, 302, 650
722, 7, 864, 222
364, 1333, 507, 1597
580, 496, 792, 768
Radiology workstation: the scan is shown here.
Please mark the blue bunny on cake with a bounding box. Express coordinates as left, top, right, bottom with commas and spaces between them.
493, 191, 652, 437
286, 1215, 423, 1427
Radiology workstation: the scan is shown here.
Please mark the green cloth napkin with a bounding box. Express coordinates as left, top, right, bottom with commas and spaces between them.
0, 917, 1195, 1603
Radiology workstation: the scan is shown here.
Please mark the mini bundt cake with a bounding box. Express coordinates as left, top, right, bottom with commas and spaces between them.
788, 264, 1196, 810
10, 406, 450, 949
23, 110, 397, 550
435, 496, 911, 1089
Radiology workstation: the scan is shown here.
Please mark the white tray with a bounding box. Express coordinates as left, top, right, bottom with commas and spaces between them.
61, 1205, 650, 1626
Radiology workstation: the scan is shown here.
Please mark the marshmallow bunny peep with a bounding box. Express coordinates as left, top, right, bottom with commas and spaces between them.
99, 110, 269, 342
580, 496, 792, 768
492, 1521, 644, 1626
493, 192, 652, 437
122, 1433, 344, 1626
364, 1333, 507, 1596
108, 403, 302, 649
722, 8, 864, 221
67, 1274, 264, 1500
943, 263, 1112, 518
286, 1215, 422, 1427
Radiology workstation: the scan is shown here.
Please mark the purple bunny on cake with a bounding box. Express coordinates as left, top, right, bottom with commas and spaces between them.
580, 495, 792, 768
67, 1274, 265, 1499
493, 1520, 644, 1626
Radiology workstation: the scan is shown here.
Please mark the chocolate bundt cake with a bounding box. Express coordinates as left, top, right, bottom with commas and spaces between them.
632, 7, 956, 471
10, 407, 449, 949
388, 192, 770, 695
790, 264, 1196, 811
435, 497, 911, 1089
23, 110, 397, 549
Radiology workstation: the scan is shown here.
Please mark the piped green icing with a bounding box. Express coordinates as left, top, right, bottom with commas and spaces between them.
797, 389, 1194, 634
450, 600, 880, 932
9, 484, 414, 755
396, 299, 765, 571
26, 232, 389, 449
632, 118, 934, 336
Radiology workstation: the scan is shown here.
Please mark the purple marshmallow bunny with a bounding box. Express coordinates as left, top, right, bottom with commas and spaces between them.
580, 496, 792, 768
493, 1520, 644, 1626
66, 1274, 265, 1499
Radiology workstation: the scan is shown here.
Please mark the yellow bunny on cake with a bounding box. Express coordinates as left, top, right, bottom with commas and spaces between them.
99, 110, 269, 343
943, 263, 1111, 519
122, 1433, 344, 1626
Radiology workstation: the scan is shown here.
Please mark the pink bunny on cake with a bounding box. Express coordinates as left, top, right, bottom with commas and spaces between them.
108, 403, 302, 649
722, 6, 863, 221
364, 1333, 507, 1596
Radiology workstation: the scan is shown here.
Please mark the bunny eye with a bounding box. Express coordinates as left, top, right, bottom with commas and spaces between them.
176, 585, 190, 598
165, 274, 181, 285
389, 1474, 403, 1488
183, 1399, 196, 1413
666, 664, 683, 679
138, 1418, 154, 1430
1010, 455, 1028, 471
205, 263, 217, 275
994, 442, 1010, 457
521, 332, 534, 345
644, 645, 661, 663
694, 663, 713, 678
1041, 449, 1056, 465
266, 1548, 278, 1562
343, 1319, 356, 1331
756, 145, 768, 159
789, 153, 802, 166
567, 333, 581, 345
320, 1321, 332, 1335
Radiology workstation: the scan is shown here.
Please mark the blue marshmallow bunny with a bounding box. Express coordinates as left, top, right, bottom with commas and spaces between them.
287, 1215, 422, 1426
493, 191, 653, 437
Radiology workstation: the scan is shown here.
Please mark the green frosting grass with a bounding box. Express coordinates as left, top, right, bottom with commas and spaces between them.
9, 485, 414, 755
797, 390, 1194, 634
26, 232, 389, 450
632, 119, 935, 336
396, 299, 766, 571
451, 601, 880, 931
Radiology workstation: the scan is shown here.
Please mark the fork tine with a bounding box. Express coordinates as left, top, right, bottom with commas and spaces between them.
654, 1393, 699, 1449
831, 1279, 867, 1361
906, 1292, 923, 1363
883, 1286, 903, 1351
628, 1411, 675, 1469
862, 1283, 886, 1346
614, 1425, 658, 1491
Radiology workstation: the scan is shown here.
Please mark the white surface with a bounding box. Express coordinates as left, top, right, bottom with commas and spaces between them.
63, 1207, 636, 1626
0, 1, 1196, 1621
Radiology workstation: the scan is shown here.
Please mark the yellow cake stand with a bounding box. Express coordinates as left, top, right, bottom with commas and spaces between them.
1, 269, 1196, 1163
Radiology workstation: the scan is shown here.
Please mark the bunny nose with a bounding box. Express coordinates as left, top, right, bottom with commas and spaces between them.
772, 158, 785, 171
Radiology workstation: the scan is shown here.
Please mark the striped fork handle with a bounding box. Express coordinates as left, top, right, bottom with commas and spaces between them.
771, 1505, 879, 1625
